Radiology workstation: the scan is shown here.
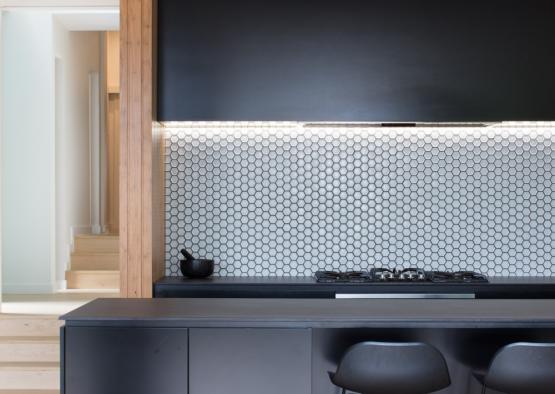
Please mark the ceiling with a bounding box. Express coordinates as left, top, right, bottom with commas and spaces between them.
54, 10, 119, 31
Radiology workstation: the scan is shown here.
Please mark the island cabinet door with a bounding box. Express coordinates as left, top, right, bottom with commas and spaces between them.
189, 328, 311, 394
64, 327, 188, 394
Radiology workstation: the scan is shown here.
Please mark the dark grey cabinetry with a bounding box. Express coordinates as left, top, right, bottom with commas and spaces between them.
64, 327, 188, 394
189, 328, 312, 394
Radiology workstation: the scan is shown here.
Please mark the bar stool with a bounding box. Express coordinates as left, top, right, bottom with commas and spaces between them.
473, 342, 555, 394
329, 341, 451, 394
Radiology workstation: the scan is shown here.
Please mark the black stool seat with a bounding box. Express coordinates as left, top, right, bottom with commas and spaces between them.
475, 342, 555, 394
329, 341, 450, 394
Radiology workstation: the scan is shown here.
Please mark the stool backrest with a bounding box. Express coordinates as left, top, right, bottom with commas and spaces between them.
331, 341, 450, 394
485, 342, 555, 394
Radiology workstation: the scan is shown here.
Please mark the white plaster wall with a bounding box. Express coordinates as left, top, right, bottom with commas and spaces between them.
1, 10, 100, 293
1, 11, 56, 293
0, 10, 3, 304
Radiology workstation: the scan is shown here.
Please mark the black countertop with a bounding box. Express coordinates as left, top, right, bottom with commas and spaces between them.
154, 276, 555, 299
62, 298, 555, 329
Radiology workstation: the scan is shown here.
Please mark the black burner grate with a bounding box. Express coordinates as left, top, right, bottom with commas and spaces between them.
315, 269, 489, 284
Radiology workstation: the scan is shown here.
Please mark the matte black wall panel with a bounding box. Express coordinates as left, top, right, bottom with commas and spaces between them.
157, 0, 555, 122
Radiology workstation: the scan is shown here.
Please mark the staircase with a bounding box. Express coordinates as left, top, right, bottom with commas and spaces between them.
0, 314, 62, 393
65, 234, 120, 290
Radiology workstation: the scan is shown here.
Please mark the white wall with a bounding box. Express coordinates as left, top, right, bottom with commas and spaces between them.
1, 11, 56, 293
53, 22, 100, 288
0, 10, 3, 304
0, 1, 119, 7
1, 10, 100, 293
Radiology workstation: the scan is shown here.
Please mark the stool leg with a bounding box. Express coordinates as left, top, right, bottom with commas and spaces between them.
481, 384, 486, 394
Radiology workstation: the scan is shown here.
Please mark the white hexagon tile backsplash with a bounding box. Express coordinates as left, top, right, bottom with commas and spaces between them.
164, 123, 555, 277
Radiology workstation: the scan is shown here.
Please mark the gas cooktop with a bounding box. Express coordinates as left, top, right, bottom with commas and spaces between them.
315, 269, 489, 284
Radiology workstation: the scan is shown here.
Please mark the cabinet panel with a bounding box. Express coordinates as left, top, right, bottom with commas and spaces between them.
158, 1, 555, 122
189, 328, 311, 394
65, 327, 188, 394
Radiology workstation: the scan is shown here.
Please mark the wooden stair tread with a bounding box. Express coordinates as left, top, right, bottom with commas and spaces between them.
0, 316, 62, 338
75, 234, 118, 239
0, 337, 58, 343
69, 266, 119, 271
74, 234, 119, 254
0, 362, 59, 390
72, 251, 118, 256
70, 252, 119, 270
0, 336, 59, 363
0, 391, 59, 394
66, 270, 119, 289
0, 315, 58, 320
72, 233, 119, 277
0, 314, 61, 390
0, 362, 59, 369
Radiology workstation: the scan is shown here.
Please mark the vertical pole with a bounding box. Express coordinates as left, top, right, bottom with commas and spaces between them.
89, 72, 101, 235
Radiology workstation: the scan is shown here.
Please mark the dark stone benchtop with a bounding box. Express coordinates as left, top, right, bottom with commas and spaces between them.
154, 276, 555, 299
62, 298, 555, 329
155, 275, 555, 285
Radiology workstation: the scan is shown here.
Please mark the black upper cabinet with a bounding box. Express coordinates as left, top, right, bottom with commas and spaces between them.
157, 0, 555, 122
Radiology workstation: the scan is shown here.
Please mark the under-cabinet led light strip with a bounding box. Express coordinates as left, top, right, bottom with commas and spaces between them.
159, 122, 555, 141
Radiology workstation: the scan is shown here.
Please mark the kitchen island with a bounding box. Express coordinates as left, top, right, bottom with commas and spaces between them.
61, 298, 555, 394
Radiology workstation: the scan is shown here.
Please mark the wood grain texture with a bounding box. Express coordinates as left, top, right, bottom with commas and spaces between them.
141, 0, 153, 296
120, 0, 161, 297
70, 252, 119, 270
127, 0, 142, 298
66, 270, 119, 290
0, 362, 60, 390
105, 31, 120, 93
74, 234, 119, 253
106, 94, 120, 233
105, 31, 120, 234
0, 315, 61, 338
0, 337, 60, 363
119, 0, 129, 297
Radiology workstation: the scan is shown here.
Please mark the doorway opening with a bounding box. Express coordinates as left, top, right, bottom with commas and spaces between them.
1, 7, 121, 303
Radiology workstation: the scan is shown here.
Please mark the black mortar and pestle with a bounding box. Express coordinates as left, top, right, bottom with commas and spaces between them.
180, 249, 214, 279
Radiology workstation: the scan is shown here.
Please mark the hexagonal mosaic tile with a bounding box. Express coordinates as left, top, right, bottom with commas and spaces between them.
164, 123, 555, 277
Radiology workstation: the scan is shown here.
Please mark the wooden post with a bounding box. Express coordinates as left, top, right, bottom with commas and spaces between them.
120, 0, 164, 297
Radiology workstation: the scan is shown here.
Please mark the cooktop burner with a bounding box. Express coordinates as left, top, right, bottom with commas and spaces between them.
371, 268, 427, 282
429, 271, 489, 283
315, 269, 489, 284
315, 271, 373, 283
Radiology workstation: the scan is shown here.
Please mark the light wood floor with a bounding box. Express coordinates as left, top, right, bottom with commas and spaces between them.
0, 292, 119, 393
1, 291, 119, 315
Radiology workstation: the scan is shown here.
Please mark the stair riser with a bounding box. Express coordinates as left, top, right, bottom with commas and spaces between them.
0, 367, 59, 390
74, 237, 119, 253
0, 319, 61, 338
66, 271, 120, 289
71, 254, 119, 270
0, 342, 60, 363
